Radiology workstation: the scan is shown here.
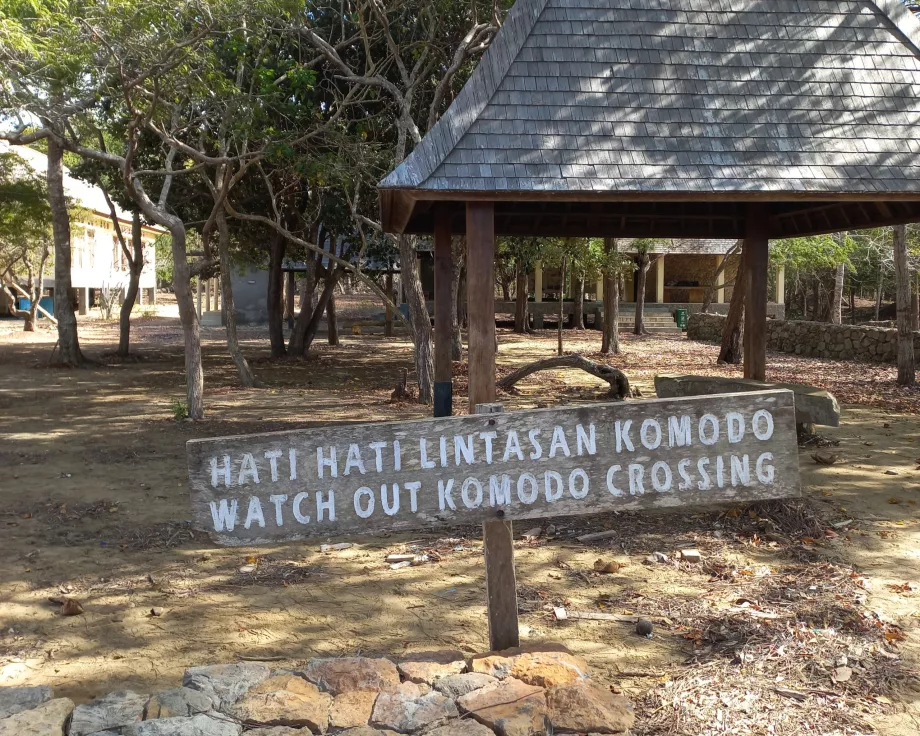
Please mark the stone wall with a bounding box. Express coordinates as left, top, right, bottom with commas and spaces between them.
688, 312, 920, 363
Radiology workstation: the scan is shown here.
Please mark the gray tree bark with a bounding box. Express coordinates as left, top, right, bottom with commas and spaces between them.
513, 264, 529, 334
718, 242, 747, 364
600, 238, 620, 355
399, 234, 434, 403
451, 250, 463, 360
268, 232, 287, 358
46, 138, 83, 365
633, 254, 651, 335
831, 262, 845, 325
117, 213, 144, 357
216, 210, 256, 387
572, 269, 585, 330
894, 224, 915, 386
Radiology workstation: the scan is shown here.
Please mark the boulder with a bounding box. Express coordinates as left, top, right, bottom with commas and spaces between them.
183, 663, 270, 712
230, 675, 330, 732
300, 658, 400, 695
330, 691, 378, 730
421, 722, 496, 736
470, 642, 588, 687
0, 697, 73, 736
144, 687, 213, 719
457, 678, 547, 736
123, 713, 242, 735
0, 685, 52, 719
371, 689, 458, 733
70, 690, 148, 735
338, 728, 401, 736
654, 374, 840, 427
546, 680, 634, 734
397, 651, 466, 684
433, 673, 498, 700
245, 729, 315, 736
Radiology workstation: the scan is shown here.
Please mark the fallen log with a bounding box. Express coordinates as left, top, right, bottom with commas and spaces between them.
497, 354, 630, 400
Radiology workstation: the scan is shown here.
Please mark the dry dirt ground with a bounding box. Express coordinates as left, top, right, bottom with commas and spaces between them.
1, 303, 920, 735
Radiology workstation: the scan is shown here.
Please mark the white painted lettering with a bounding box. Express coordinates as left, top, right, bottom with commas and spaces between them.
726, 412, 745, 443
715, 455, 725, 487
405, 481, 421, 512
479, 431, 498, 464
354, 487, 375, 518
756, 452, 775, 484
317, 446, 337, 479
455, 435, 475, 465
289, 448, 297, 481
615, 420, 635, 452
628, 464, 645, 495
568, 468, 589, 499
678, 458, 692, 490
549, 426, 571, 458
651, 461, 672, 492
239, 453, 260, 485
244, 495, 265, 529
269, 494, 288, 526
461, 477, 483, 509
264, 450, 282, 482
697, 458, 712, 490
668, 416, 692, 448
419, 438, 436, 469
752, 410, 774, 441
211, 456, 231, 488
576, 424, 596, 456
489, 475, 512, 506
699, 414, 719, 446
641, 419, 662, 450
368, 441, 386, 472
439, 436, 448, 467
438, 479, 457, 511
544, 470, 564, 502
293, 492, 311, 523
381, 483, 400, 516
503, 430, 524, 462
344, 444, 366, 475
394, 440, 402, 471
606, 465, 623, 496
517, 473, 539, 504
209, 498, 238, 531
730, 454, 751, 486
528, 428, 543, 459
316, 490, 336, 521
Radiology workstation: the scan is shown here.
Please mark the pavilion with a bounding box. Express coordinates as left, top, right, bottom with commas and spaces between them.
380, 0, 920, 417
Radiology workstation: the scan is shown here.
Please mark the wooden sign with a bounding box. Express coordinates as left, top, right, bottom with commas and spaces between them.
186, 390, 800, 546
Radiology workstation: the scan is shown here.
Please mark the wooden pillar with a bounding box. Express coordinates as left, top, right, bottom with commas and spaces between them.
385, 272, 394, 337
716, 256, 725, 304
434, 212, 453, 417
596, 278, 604, 301
656, 255, 665, 303
776, 265, 785, 306
466, 202, 496, 412
534, 262, 543, 302
744, 204, 769, 381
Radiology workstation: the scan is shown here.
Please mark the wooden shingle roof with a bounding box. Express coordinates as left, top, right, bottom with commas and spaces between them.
380, 0, 920, 238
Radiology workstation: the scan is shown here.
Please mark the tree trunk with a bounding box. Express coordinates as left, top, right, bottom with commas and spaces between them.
326, 291, 339, 346
116, 213, 144, 357
284, 270, 296, 329
572, 270, 585, 330
46, 139, 83, 365
167, 221, 204, 418
215, 210, 256, 387
513, 264, 529, 334
850, 284, 856, 325
634, 255, 649, 335
912, 270, 919, 332
831, 262, 845, 325
600, 238, 620, 355
458, 263, 468, 329
498, 354, 630, 400
702, 240, 741, 313
451, 251, 463, 360
293, 266, 343, 356
500, 278, 511, 302
267, 233, 286, 358
718, 243, 747, 364
399, 235, 434, 403
557, 256, 566, 356
875, 261, 883, 321
893, 224, 915, 386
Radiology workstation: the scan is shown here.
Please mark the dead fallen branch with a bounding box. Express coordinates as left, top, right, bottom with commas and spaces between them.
497, 354, 630, 399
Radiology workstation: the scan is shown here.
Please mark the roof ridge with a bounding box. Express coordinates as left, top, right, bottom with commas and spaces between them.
870, 0, 920, 58
378, 0, 549, 190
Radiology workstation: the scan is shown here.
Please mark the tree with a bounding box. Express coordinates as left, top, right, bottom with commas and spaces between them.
719, 241, 747, 364
497, 236, 541, 334
600, 238, 630, 355
893, 224, 915, 385
632, 239, 664, 335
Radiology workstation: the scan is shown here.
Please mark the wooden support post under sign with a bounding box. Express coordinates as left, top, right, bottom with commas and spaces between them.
744, 203, 769, 381
476, 402, 519, 651
466, 201, 496, 412
434, 212, 453, 417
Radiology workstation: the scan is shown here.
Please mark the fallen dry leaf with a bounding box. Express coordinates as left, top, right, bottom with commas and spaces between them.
60, 598, 84, 616
593, 559, 623, 574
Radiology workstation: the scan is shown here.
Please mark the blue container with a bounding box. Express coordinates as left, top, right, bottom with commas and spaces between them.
16, 296, 54, 317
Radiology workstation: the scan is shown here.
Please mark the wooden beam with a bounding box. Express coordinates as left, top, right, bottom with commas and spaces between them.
434, 211, 453, 417
466, 201, 496, 412
744, 203, 769, 381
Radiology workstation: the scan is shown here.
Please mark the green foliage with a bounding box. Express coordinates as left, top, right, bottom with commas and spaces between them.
0, 149, 52, 276
170, 399, 188, 421
154, 234, 172, 287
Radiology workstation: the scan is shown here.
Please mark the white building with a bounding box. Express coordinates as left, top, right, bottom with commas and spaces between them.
1, 142, 164, 314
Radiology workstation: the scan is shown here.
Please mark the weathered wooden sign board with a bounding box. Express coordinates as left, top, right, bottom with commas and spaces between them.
187, 390, 801, 546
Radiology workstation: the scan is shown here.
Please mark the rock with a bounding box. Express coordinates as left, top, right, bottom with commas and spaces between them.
470, 642, 588, 687
654, 374, 840, 427
398, 651, 467, 684
679, 549, 702, 563
301, 658, 400, 695
433, 673, 498, 700
246, 729, 315, 736
338, 728, 401, 736
329, 691, 377, 730
421, 722, 495, 736
546, 680, 635, 734
0, 685, 52, 719
123, 713, 243, 735
144, 687, 213, 719
0, 697, 73, 736
70, 690, 148, 735
183, 663, 270, 711
230, 675, 330, 732
457, 678, 547, 736
371, 689, 458, 733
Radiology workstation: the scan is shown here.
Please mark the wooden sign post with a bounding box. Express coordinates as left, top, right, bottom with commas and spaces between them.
186, 390, 801, 647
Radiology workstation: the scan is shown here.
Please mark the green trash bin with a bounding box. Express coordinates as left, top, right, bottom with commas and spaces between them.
675, 308, 689, 331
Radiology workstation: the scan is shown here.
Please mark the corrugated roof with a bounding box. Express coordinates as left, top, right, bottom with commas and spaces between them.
381, 0, 920, 196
